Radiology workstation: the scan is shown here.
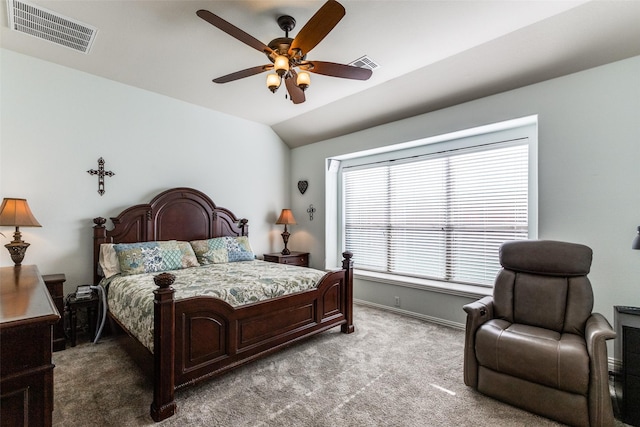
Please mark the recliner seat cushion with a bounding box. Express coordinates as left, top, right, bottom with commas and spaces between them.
475, 319, 589, 395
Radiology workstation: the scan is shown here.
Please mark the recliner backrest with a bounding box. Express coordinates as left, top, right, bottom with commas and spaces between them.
492, 240, 594, 335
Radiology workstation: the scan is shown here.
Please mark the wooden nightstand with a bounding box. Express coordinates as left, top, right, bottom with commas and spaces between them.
263, 251, 309, 267
66, 291, 100, 347
42, 273, 66, 352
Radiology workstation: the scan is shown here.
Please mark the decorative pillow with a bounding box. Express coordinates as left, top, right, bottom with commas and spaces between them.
190, 236, 255, 265
176, 241, 200, 268
114, 240, 198, 276
99, 243, 120, 278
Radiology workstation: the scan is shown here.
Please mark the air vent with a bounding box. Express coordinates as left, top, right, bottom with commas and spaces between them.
349, 55, 380, 70
6, 0, 97, 54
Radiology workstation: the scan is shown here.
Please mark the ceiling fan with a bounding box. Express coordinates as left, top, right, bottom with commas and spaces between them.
196, 0, 373, 104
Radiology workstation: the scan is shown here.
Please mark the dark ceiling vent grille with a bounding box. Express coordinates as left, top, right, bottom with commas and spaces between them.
6, 0, 97, 53
349, 55, 380, 71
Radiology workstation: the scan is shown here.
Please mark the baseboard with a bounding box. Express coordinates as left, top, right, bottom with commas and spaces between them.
354, 299, 465, 330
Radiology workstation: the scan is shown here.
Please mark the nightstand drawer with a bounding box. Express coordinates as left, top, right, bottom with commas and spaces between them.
281, 254, 308, 266
263, 252, 309, 267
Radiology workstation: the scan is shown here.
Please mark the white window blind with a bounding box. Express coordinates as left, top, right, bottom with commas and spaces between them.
343, 141, 528, 286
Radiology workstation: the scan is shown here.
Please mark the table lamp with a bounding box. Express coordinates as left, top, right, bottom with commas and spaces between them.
0, 198, 42, 266
276, 209, 296, 255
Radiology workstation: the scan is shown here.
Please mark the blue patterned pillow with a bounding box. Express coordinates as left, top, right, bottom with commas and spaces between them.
190, 236, 255, 265
114, 240, 198, 276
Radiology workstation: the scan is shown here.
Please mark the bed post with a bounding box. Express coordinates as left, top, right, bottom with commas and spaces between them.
341, 251, 355, 334
150, 273, 176, 422
239, 218, 249, 236
93, 217, 107, 284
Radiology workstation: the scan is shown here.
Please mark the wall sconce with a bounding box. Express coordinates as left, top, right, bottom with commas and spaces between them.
0, 198, 42, 266
633, 226, 640, 250
276, 209, 296, 255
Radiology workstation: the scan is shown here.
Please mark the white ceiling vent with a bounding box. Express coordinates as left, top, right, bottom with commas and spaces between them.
349, 55, 380, 71
6, 0, 97, 54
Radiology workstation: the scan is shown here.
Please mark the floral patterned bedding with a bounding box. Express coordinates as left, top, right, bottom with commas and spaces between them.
103, 260, 327, 352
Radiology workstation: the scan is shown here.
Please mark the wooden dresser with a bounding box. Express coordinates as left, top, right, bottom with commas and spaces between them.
0, 265, 60, 427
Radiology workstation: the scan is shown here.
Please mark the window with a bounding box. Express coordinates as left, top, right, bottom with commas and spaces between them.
328, 118, 536, 288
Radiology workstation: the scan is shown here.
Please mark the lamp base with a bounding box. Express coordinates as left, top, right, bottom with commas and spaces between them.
5, 241, 29, 266
280, 228, 291, 256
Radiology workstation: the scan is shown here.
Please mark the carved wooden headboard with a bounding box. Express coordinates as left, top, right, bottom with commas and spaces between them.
92, 187, 248, 284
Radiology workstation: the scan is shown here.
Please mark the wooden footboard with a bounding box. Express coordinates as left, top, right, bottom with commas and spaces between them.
150, 252, 354, 422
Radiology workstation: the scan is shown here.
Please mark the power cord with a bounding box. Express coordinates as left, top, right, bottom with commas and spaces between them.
88, 285, 107, 344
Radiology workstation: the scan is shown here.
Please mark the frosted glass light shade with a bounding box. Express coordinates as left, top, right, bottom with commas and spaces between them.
274, 55, 289, 76
297, 71, 310, 91
266, 73, 281, 93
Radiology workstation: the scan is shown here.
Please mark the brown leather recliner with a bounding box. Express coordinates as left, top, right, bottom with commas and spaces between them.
463, 240, 616, 427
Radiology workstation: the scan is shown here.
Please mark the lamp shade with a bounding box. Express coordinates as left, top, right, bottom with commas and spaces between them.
633, 226, 640, 250
0, 198, 41, 227
276, 209, 296, 225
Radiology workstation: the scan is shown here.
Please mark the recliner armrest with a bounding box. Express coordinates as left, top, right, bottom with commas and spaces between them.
584, 313, 616, 427
584, 312, 616, 349
463, 296, 494, 332
462, 296, 494, 388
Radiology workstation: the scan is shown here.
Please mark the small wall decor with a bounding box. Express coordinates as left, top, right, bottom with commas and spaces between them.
297, 180, 308, 195
307, 204, 316, 221
87, 157, 115, 196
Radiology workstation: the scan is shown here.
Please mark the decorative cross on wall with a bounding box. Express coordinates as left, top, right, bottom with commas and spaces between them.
307, 204, 316, 221
87, 157, 115, 196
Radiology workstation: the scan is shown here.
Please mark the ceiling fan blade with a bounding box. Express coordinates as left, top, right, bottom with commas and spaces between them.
302, 61, 372, 80
197, 10, 273, 55
285, 70, 306, 104
288, 0, 345, 57
213, 65, 273, 83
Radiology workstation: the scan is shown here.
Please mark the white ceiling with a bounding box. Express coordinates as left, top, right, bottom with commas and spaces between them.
2, 1, 640, 148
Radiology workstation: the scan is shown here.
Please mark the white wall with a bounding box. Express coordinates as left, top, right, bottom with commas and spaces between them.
0, 49, 290, 295
290, 55, 640, 328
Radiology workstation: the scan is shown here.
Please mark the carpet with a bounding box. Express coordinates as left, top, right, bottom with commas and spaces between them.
52, 304, 624, 426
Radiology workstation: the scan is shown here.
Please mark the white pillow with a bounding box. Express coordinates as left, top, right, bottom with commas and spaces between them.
99, 243, 120, 278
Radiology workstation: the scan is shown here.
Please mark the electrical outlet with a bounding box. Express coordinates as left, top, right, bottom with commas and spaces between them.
394, 296, 400, 307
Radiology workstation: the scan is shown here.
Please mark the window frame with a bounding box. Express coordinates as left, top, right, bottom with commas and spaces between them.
325, 116, 538, 292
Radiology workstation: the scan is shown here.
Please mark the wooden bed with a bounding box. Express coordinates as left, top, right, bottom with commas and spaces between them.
92, 187, 354, 421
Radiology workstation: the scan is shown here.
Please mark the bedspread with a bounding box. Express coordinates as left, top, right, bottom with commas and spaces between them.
104, 260, 326, 352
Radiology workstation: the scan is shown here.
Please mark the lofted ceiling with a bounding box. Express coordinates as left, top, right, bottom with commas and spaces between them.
2, 1, 640, 148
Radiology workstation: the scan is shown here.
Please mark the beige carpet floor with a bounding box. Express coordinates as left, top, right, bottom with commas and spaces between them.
52, 304, 627, 426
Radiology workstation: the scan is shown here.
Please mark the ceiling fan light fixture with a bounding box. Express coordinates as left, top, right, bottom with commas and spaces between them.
274, 55, 289, 77
266, 73, 281, 93
297, 71, 311, 91
199, 1, 370, 104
